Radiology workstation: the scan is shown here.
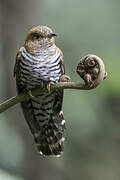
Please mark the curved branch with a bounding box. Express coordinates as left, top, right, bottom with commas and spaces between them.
0, 54, 107, 113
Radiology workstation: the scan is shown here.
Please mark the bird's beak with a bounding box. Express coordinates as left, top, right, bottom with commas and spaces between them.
51, 33, 57, 37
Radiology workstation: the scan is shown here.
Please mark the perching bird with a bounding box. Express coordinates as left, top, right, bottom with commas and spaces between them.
14, 26, 69, 156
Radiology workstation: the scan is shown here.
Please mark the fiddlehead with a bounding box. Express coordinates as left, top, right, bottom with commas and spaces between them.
76, 54, 107, 88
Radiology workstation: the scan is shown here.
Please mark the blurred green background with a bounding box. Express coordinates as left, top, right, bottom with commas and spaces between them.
0, 0, 120, 179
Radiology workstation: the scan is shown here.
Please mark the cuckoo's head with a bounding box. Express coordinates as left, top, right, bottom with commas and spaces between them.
25, 26, 57, 55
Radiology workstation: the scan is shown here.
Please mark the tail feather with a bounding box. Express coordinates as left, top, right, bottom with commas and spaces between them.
21, 90, 66, 156
34, 110, 66, 156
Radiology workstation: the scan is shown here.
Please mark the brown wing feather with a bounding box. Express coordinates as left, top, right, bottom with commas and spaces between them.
14, 47, 24, 77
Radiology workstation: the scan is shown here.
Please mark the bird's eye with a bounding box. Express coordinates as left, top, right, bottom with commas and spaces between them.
32, 33, 43, 39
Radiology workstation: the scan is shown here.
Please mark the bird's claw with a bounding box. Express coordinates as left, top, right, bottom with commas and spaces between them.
28, 90, 34, 98
47, 83, 51, 93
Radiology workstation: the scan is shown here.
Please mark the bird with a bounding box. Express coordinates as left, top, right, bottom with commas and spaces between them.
14, 25, 70, 156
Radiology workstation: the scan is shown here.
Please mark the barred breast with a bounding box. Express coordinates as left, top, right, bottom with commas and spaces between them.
16, 47, 62, 89
14, 46, 66, 156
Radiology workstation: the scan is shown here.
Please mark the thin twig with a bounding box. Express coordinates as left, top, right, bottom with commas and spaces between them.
0, 54, 107, 114
0, 82, 91, 113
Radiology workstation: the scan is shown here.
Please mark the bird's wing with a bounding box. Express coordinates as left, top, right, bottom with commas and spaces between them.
57, 47, 65, 76
53, 47, 65, 114
13, 46, 24, 77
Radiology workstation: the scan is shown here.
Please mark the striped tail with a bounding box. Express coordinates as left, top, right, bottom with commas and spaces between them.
21, 90, 66, 156
34, 110, 66, 156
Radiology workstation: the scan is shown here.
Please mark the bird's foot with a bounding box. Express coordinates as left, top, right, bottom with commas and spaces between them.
47, 83, 51, 93
28, 89, 34, 98
60, 74, 71, 82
